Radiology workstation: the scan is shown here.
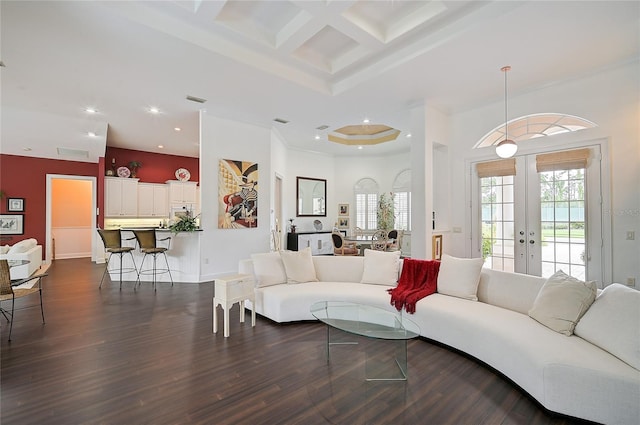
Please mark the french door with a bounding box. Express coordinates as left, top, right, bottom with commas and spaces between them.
471, 146, 603, 282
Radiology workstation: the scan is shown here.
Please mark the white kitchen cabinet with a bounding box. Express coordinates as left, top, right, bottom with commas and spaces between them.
138, 183, 168, 217
105, 177, 139, 217
166, 180, 198, 204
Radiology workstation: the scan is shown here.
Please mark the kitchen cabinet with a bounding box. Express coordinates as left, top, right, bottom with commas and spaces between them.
166, 180, 198, 204
138, 183, 169, 217
105, 177, 139, 217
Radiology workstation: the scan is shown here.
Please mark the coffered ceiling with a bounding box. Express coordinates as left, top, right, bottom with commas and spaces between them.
1, 1, 638, 161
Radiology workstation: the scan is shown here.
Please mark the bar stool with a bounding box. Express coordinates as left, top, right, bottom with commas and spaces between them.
133, 230, 174, 290
97, 229, 138, 290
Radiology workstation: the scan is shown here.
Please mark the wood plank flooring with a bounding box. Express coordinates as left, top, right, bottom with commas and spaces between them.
1, 259, 594, 425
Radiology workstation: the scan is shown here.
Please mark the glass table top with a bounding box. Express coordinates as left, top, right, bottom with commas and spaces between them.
310, 301, 420, 340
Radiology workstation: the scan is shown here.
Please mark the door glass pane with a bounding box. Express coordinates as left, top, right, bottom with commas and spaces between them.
539, 168, 586, 279
480, 176, 514, 271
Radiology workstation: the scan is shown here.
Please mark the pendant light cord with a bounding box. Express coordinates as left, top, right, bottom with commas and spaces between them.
502, 65, 511, 141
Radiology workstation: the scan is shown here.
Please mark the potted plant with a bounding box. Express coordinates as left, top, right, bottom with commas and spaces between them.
128, 161, 142, 178
169, 212, 200, 233
377, 192, 395, 231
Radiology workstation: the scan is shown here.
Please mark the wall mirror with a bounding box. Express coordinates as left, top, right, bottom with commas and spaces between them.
296, 176, 326, 217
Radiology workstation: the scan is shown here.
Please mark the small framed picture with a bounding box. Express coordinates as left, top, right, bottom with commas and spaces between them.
7, 198, 25, 212
0, 214, 24, 235
432, 234, 443, 260
338, 217, 350, 229
338, 203, 349, 216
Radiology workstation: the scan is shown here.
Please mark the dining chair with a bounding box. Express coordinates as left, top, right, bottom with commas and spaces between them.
133, 230, 174, 290
97, 229, 138, 290
0, 259, 48, 342
331, 232, 359, 256
371, 230, 388, 251
386, 229, 403, 252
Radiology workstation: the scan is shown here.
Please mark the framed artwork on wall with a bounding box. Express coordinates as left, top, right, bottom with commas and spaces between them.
7, 198, 25, 212
338, 203, 349, 216
218, 159, 259, 229
432, 234, 443, 260
338, 217, 349, 229
0, 214, 24, 235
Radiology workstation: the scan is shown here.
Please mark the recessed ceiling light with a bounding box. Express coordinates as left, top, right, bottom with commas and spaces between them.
363, 118, 370, 124
174, 127, 181, 132
406, 133, 412, 138
158, 145, 164, 149
87, 132, 97, 137
357, 146, 364, 150
314, 135, 320, 140
148, 106, 160, 114
85, 107, 97, 114
23, 147, 32, 151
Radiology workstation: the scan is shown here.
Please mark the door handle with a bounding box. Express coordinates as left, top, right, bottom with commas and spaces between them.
529, 240, 535, 244
519, 239, 525, 243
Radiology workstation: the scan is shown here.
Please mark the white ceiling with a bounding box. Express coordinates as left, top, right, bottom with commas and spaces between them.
1, 1, 638, 161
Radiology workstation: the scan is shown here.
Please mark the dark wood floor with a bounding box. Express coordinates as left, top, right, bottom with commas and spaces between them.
1, 259, 593, 425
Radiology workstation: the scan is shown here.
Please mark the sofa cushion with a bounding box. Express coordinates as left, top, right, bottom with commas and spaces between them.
436, 254, 484, 301
575, 283, 640, 370
7, 238, 37, 254
528, 270, 597, 336
477, 269, 546, 315
280, 247, 318, 283
360, 249, 401, 286
313, 256, 364, 283
251, 252, 287, 287
0, 245, 9, 255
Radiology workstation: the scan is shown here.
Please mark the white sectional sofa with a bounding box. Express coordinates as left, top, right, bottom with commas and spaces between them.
239, 250, 640, 425
0, 238, 43, 280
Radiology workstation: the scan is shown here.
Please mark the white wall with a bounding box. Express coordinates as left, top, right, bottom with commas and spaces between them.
199, 113, 272, 279
446, 61, 639, 286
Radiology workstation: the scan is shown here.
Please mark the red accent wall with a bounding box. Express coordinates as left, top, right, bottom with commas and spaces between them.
0, 150, 199, 258
0, 154, 99, 252
105, 147, 199, 184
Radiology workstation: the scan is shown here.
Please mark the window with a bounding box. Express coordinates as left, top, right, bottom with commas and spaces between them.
354, 178, 379, 230
392, 169, 411, 231
474, 113, 596, 150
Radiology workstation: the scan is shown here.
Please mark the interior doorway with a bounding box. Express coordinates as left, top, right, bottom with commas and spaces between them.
46, 174, 97, 264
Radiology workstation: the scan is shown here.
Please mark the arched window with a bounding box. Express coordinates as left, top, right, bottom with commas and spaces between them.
474, 113, 596, 149
354, 178, 379, 231
392, 169, 411, 231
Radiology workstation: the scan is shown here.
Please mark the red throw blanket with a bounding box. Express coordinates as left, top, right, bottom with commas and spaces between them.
388, 258, 440, 314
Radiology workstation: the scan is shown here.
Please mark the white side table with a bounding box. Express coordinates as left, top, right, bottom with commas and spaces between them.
213, 273, 256, 337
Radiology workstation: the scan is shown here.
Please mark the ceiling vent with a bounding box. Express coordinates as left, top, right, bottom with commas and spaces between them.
316, 125, 329, 130
273, 118, 289, 124
186, 95, 207, 104
57, 147, 88, 158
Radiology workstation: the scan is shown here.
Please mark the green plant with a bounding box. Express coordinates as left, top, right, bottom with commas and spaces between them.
377, 192, 395, 231
169, 213, 199, 233
128, 161, 142, 177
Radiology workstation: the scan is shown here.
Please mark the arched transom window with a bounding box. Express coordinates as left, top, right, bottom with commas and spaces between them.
474, 113, 596, 149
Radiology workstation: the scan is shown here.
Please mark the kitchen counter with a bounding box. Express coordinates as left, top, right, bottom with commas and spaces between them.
103, 229, 203, 283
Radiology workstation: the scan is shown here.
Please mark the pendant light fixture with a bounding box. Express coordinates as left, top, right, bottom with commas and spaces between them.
496, 65, 517, 158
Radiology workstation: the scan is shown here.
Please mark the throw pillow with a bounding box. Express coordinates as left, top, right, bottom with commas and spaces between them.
575, 283, 639, 369
0, 245, 9, 255
251, 252, 287, 287
279, 247, 318, 284
360, 249, 401, 286
436, 254, 484, 301
528, 270, 597, 336
7, 238, 37, 255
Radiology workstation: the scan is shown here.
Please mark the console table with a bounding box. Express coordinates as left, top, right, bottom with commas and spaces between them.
287, 231, 333, 255
213, 273, 255, 338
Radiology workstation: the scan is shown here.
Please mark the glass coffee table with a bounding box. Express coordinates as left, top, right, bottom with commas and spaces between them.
310, 301, 420, 381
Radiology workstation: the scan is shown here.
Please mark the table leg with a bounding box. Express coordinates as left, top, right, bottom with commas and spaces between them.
224, 305, 230, 338
239, 300, 245, 323
213, 299, 218, 334
250, 298, 256, 327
